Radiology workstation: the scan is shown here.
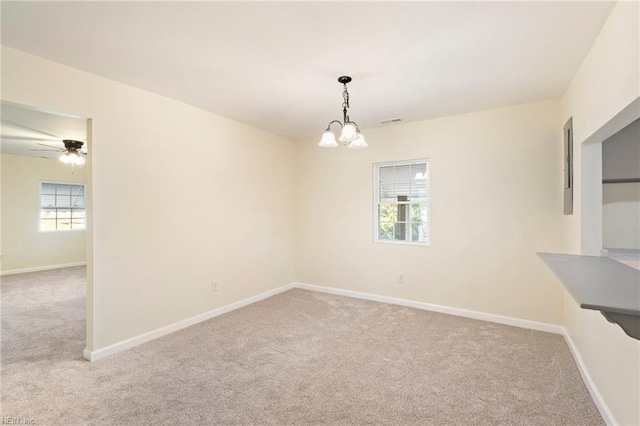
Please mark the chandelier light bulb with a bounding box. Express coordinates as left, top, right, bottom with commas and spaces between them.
339, 123, 358, 142
348, 132, 368, 149
318, 130, 338, 148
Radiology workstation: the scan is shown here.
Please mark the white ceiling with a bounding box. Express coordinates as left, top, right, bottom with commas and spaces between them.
1, 2, 615, 140
1, 104, 87, 159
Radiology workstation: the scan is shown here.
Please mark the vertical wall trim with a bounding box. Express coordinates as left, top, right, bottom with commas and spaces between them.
84, 118, 94, 356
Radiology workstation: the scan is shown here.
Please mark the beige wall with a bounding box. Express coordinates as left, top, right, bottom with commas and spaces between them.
1, 153, 87, 271
295, 99, 564, 325
1, 46, 296, 352
561, 2, 640, 425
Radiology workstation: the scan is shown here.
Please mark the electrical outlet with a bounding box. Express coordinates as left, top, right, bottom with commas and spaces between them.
398, 273, 405, 284
211, 281, 219, 292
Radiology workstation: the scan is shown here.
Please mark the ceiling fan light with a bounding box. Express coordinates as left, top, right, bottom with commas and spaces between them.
59, 150, 85, 165
318, 130, 338, 148
339, 123, 358, 142
348, 132, 368, 149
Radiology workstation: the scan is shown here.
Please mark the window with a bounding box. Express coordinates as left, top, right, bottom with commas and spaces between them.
374, 159, 429, 245
40, 182, 86, 231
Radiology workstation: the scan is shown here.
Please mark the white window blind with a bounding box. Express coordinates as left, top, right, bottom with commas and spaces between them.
374, 160, 429, 244
40, 182, 86, 231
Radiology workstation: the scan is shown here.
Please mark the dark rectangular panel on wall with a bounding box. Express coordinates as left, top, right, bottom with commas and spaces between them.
564, 118, 574, 215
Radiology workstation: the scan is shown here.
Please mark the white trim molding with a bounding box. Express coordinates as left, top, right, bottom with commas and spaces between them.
84, 283, 296, 361
562, 331, 617, 426
295, 282, 564, 335
0, 261, 87, 276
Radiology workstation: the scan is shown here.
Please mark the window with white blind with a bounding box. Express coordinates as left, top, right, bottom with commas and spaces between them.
40, 182, 86, 231
374, 159, 429, 245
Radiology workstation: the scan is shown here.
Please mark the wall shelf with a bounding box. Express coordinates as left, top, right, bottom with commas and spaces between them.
538, 253, 640, 340
602, 178, 640, 184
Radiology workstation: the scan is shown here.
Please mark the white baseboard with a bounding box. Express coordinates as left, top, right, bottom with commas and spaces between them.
294, 282, 564, 335
0, 261, 87, 276
84, 282, 296, 361
562, 330, 617, 426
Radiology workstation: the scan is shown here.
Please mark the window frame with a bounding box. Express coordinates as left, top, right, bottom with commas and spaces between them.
373, 158, 430, 246
39, 180, 86, 233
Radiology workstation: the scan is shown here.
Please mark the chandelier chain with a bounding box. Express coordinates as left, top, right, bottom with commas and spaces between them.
342, 84, 350, 110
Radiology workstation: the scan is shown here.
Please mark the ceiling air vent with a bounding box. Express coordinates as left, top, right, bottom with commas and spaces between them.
380, 117, 403, 125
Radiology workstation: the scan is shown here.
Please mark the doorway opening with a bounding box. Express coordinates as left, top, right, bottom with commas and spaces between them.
1, 101, 93, 360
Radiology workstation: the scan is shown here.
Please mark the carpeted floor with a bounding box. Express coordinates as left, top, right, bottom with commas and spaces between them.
1, 267, 603, 425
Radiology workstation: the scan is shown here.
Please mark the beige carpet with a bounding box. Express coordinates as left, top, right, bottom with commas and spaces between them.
1, 267, 603, 425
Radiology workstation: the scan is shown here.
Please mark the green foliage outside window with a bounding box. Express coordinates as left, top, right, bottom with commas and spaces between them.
378, 203, 427, 242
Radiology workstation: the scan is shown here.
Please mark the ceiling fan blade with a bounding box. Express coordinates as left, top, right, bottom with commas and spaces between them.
1, 119, 64, 139
30, 149, 63, 152
0, 135, 60, 142
37, 143, 63, 149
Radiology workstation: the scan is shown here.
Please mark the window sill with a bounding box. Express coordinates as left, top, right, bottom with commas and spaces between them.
39, 229, 86, 233
374, 239, 430, 247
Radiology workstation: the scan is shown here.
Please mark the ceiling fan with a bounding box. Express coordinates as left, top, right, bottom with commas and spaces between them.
1, 118, 87, 165
32, 140, 87, 165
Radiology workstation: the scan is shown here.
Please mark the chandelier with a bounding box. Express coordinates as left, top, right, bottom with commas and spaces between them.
318, 76, 367, 149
